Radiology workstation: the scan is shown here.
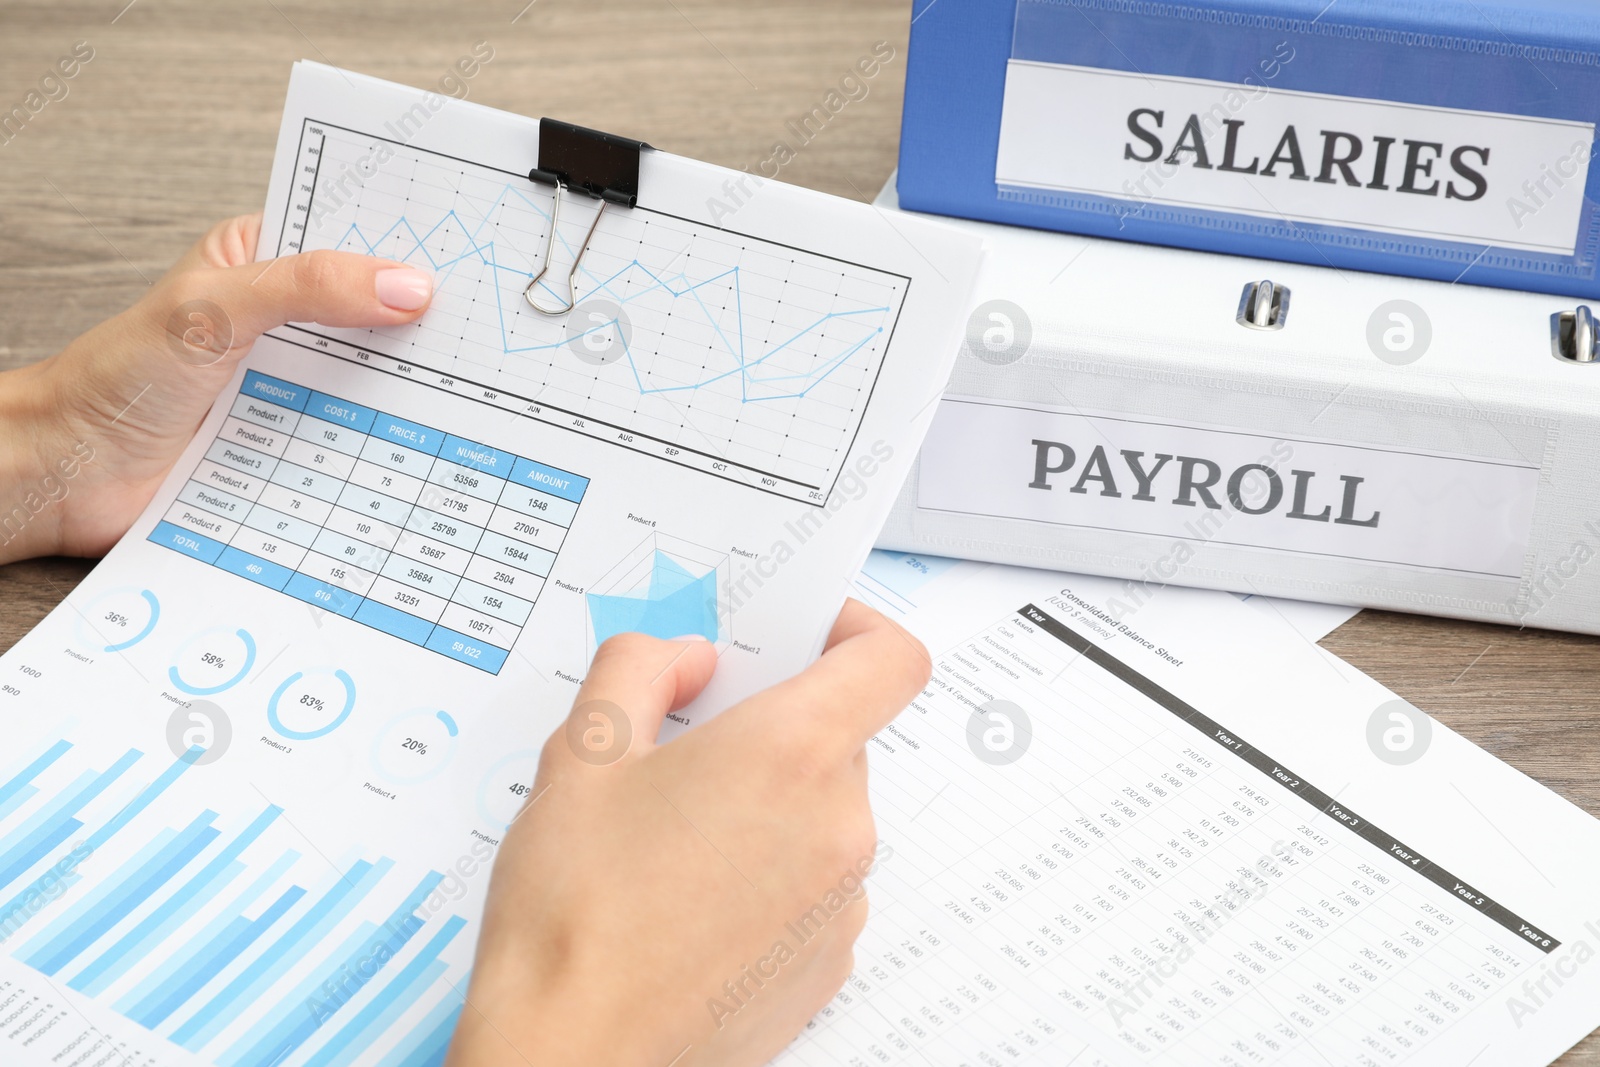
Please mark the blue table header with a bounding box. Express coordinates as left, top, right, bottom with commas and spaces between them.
231, 379, 586, 505
509, 457, 588, 503
305, 391, 378, 433
374, 415, 445, 456
440, 435, 512, 478
241, 372, 310, 412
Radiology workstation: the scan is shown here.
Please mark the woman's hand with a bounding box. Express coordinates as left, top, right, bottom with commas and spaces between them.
0, 212, 433, 564
449, 600, 931, 1067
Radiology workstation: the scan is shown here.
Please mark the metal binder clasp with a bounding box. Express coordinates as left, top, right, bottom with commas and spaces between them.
1551, 305, 1600, 364
524, 184, 608, 316
523, 118, 652, 317
1236, 280, 1290, 331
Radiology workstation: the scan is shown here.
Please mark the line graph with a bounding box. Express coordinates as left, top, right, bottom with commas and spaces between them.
277, 121, 908, 497
326, 195, 890, 403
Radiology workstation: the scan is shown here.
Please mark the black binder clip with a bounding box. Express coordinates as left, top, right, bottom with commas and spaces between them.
524, 118, 652, 315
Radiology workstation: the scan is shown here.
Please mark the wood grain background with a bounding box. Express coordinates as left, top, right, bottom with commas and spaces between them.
1, 0, 1597, 1061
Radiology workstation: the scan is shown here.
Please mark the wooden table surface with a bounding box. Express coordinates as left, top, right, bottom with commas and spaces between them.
2, 0, 1597, 1061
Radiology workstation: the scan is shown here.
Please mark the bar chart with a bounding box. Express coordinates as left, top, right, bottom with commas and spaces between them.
0, 737, 475, 1066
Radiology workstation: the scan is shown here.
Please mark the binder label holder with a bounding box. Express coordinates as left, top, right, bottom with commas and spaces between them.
899, 0, 1600, 298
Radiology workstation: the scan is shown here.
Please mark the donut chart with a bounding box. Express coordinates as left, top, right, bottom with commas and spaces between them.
168, 627, 256, 696
372, 709, 461, 784
76, 588, 161, 654
267, 669, 358, 741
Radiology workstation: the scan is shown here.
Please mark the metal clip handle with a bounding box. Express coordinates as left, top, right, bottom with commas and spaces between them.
1236, 280, 1290, 331
524, 186, 608, 316
1551, 305, 1600, 364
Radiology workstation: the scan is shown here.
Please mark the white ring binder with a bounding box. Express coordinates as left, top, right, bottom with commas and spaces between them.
873, 175, 1600, 636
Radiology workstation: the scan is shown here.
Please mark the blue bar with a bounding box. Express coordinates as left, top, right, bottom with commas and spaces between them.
283, 574, 363, 619
149, 521, 226, 565
378, 990, 466, 1067
228, 871, 445, 1067
128, 883, 306, 1029
220, 921, 380, 1067
0, 769, 97, 859
353, 601, 435, 645
0, 786, 36, 826
20, 827, 179, 961
305, 392, 377, 433
172, 857, 392, 1051
126, 848, 300, 1021
438, 435, 511, 477
0, 818, 81, 899
364, 960, 448, 1058
132, 913, 247, 1021
424, 628, 508, 674
0, 740, 72, 809
508, 457, 588, 503
0, 773, 132, 935
29, 812, 221, 975
72, 863, 245, 996
373, 415, 445, 457
395, 1009, 462, 1067
82, 750, 198, 853
0, 750, 141, 894
241, 372, 311, 412
0, 839, 93, 945
71, 805, 283, 995
216, 548, 295, 592
303, 937, 456, 1067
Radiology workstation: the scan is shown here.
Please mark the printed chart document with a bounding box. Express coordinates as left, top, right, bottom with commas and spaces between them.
783, 563, 1600, 1067
0, 62, 979, 1065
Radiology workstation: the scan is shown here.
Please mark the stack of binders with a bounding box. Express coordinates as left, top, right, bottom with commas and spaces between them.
879, 0, 1600, 635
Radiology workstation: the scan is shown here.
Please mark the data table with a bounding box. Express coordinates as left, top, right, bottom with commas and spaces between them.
777, 601, 1560, 1067
149, 371, 588, 673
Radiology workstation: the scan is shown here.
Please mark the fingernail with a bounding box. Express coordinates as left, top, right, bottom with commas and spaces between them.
375, 268, 433, 311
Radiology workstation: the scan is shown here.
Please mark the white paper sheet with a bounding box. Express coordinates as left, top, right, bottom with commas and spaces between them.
1234, 593, 1359, 644
777, 564, 1600, 1066
0, 62, 980, 1065
857, 549, 1358, 642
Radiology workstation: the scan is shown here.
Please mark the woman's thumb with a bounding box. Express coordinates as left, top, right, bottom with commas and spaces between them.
160, 249, 433, 365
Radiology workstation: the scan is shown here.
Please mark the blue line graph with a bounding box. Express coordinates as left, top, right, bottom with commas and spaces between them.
288, 123, 910, 493
319, 180, 891, 404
